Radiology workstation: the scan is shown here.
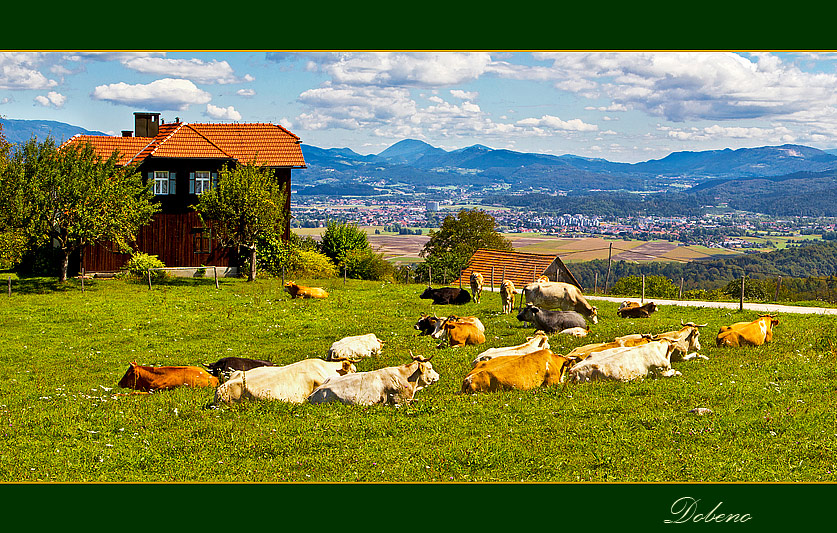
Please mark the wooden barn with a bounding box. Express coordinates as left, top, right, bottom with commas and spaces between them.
456, 249, 583, 291
60, 112, 306, 275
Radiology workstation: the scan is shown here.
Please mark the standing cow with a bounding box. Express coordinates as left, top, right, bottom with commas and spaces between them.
522, 281, 598, 324
470, 272, 484, 304
500, 280, 519, 314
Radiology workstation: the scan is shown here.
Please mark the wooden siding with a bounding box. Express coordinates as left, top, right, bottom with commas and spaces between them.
456, 249, 582, 291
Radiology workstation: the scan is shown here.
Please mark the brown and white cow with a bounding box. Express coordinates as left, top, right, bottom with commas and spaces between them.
500, 279, 519, 314
118, 362, 219, 392
522, 281, 598, 324
307, 354, 440, 406
461, 349, 572, 393
568, 339, 681, 382
441, 320, 486, 348
470, 272, 485, 303
617, 301, 658, 318
284, 281, 329, 299
327, 333, 383, 360
470, 332, 551, 367
415, 314, 484, 339
716, 315, 779, 347
214, 358, 357, 404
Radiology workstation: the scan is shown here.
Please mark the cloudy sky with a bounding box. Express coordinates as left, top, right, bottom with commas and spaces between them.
2, 51, 837, 163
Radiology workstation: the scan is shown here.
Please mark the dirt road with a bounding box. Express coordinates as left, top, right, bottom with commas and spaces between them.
586, 295, 837, 316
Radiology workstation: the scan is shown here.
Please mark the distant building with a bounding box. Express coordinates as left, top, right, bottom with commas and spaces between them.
426, 201, 440, 212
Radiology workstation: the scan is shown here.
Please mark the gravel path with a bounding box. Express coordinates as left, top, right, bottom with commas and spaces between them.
586, 295, 837, 316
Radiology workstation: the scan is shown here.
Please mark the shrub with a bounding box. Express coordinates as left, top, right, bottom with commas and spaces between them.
320, 221, 369, 264
341, 248, 396, 281
609, 274, 678, 298
291, 249, 338, 279
123, 252, 167, 282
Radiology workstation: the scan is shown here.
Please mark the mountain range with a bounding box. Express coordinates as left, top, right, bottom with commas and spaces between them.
4, 118, 837, 209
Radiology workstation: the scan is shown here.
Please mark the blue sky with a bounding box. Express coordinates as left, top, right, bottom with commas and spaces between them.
3, 51, 837, 163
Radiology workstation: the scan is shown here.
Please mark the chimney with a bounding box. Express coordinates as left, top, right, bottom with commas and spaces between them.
133, 112, 161, 138
121, 130, 133, 137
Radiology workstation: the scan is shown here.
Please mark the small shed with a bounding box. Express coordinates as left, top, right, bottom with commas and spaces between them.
456, 249, 582, 291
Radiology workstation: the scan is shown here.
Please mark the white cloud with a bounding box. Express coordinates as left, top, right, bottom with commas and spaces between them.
516, 115, 598, 132
34, 91, 66, 108
121, 57, 249, 85
92, 78, 212, 110
205, 104, 242, 120
450, 89, 478, 100
0, 52, 58, 90
236, 88, 256, 97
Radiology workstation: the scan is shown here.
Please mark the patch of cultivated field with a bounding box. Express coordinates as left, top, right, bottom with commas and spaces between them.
1, 277, 835, 483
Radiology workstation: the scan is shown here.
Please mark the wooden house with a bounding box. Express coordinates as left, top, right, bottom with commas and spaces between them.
60, 112, 306, 275
456, 249, 583, 291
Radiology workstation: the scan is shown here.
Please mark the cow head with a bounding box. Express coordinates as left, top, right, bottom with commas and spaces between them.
338, 360, 356, 375
409, 354, 440, 390
419, 287, 434, 299
283, 281, 298, 295
589, 306, 598, 324
118, 362, 140, 389
517, 304, 539, 323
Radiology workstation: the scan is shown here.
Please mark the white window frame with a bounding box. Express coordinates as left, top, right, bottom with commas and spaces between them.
194, 171, 211, 195
153, 171, 169, 195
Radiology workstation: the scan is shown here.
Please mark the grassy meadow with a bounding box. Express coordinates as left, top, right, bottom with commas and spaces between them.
1, 275, 836, 483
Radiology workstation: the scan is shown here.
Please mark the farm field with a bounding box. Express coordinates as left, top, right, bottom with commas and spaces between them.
293, 228, 741, 263
1, 276, 836, 484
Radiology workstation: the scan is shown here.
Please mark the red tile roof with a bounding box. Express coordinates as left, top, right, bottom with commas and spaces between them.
457, 248, 582, 290
61, 121, 306, 168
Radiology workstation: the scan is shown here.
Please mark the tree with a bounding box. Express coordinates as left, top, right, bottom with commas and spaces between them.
0, 137, 160, 282
320, 220, 369, 264
420, 208, 512, 274
193, 163, 288, 281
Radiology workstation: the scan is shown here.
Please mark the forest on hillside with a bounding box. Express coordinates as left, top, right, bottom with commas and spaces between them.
568, 240, 837, 302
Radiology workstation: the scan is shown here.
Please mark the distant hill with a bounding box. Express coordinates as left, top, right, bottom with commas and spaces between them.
0, 118, 106, 145
5, 117, 837, 209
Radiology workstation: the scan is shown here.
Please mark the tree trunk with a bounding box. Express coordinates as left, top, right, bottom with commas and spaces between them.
59, 249, 70, 283
248, 247, 257, 282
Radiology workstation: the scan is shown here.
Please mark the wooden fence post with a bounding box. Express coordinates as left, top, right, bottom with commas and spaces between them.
429, 266, 432, 286
7, 275, 10, 298
491, 266, 494, 292
147, 269, 152, 290
594, 272, 598, 294
604, 242, 613, 294
343, 266, 347, 285
679, 277, 684, 300
740, 274, 745, 311
775, 275, 782, 301
214, 267, 219, 290
81, 268, 85, 293
281, 266, 285, 287
459, 270, 462, 289
641, 274, 645, 304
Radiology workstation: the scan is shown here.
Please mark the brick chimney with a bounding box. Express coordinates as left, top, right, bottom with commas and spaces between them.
133, 112, 161, 138
121, 130, 133, 137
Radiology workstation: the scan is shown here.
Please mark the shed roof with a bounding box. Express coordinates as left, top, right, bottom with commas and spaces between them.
457, 248, 582, 290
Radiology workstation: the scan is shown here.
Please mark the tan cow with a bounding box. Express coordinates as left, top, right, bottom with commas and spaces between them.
441, 320, 486, 348
470, 332, 550, 367
522, 281, 598, 324
617, 321, 707, 361
500, 279, 519, 314
118, 362, 219, 392
214, 358, 356, 404
716, 315, 779, 347
461, 349, 572, 393
307, 354, 439, 406
284, 281, 329, 299
470, 271, 484, 303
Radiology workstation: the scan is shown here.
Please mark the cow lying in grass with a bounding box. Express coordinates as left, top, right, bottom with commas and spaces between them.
284, 281, 329, 299
214, 358, 357, 404
118, 362, 219, 392
461, 349, 572, 393
716, 315, 779, 347
568, 339, 681, 382
327, 333, 383, 360
202, 357, 274, 379
414, 314, 484, 339
517, 304, 587, 334
617, 301, 658, 318
307, 354, 439, 406
419, 286, 471, 305
470, 332, 550, 367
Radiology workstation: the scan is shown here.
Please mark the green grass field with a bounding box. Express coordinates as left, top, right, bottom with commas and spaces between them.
1, 276, 835, 483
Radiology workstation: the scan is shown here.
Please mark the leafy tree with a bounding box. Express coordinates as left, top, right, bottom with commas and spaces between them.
420, 209, 512, 275
320, 220, 369, 265
609, 274, 678, 298
194, 163, 288, 282
0, 137, 159, 282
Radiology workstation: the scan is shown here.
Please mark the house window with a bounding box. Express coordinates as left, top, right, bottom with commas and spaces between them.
195, 171, 211, 194
153, 171, 169, 195
192, 228, 212, 254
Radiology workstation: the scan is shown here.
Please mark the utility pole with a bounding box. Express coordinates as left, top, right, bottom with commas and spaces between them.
604, 242, 613, 294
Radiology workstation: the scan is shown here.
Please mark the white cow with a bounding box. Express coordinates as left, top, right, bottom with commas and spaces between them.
327, 333, 383, 360
568, 339, 680, 382
214, 358, 356, 404
522, 281, 598, 324
307, 355, 440, 407
470, 332, 551, 367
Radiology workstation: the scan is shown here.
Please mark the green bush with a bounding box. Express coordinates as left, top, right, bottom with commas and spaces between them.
320, 220, 369, 264
341, 248, 396, 281
123, 252, 167, 282
291, 249, 338, 278
609, 274, 678, 298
